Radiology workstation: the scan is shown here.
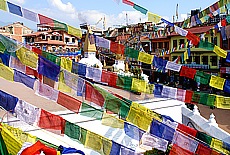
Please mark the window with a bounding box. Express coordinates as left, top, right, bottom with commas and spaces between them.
51, 36, 55, 40
52, 46, 56, 52
205, 37, 208, 42
202, 56, 208, 65
65, 37, 69, 43
194, 56, 200, 64
210, 56, 217, 66
211, 37, 217, 45
59, 36, 62, 41
158, 42, 163, 48
173, 40, 177, 48
164, 42, 169, 50
179, 39, 185, 46
152, 42, 157, 52
56, 36, 59, 40
72, 38, 75, 43
222, 39, 228, 50
41, 35, 46, 40
186, 56, 192, 64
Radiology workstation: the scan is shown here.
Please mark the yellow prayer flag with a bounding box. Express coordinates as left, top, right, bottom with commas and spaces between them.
126, 102, 161, 131
184, 50, 188, 61
0, 125, 22, 155
61, 57, 72, 71
215, 95, 230, 109
131, 78, 147, 93
0, 63, 14, 81
85, 131, 102, 152
209, 75, 226, 90
148, 12, 161, 23
58, 71, 71, 93
101, 137, 112, 155
213, 45, 227, 58
67, 25, 82, 38
211, 138, 230, 154
145, 84, 155, 94
16, 47, 38, 69
138, 52, 154, 64
101, 112, 124, 129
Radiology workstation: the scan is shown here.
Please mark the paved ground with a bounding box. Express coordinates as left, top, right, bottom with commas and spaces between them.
0, 77, 229, 134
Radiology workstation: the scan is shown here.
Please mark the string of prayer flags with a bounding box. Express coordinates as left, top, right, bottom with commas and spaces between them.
7, 1, 22, 17
26, 66, 42, 81
80, 102, 103, 119
16, 47, 38, 69
38, 109, 66, 135
0, 0, 7, 11
122, 0, 134, 7
0, 63, 14, 81
148, 12, 161, 23
133, 4, 148, 15
22, 8, 38, 22
209, 75, 226, 90
101, 112, 124, 129
138, 51, 154, 64
57, 92, 82, 114
211, 138, 230, 154
42, 51, 61, 66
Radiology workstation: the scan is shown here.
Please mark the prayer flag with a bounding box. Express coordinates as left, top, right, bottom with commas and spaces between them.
213, 45, 227, 58
124, 122, 145, 141
36, 82, 59, 102
95, 36, 110, 49
38, 55, 60, 81
215, 95, 230, 109
0, 63, 14, 81
7, 1, 22, 16
169, 144, 194, 155
195, 143, 212, 155
209, 75, 226, 90
148, 12, 161, 23
14, 69, 36, 89
80, 102, 103, 119
0, 0, 7, 11
63, 69, 78, 90
58, 71, 71, 93
0, 131, 9, 155
60, 57, 72, 71
38, 14, 54, 26
85, 131, 102, 152
166, 61, 182, 72
0, 52, 10, 66
102, 112, 124, 129
180, 66, 196, 79
186, 31, 200, 46
194, 71, 211, 85
122, 0, 134, 6
196, 131, 212, 145
133, 4, 148, 15
131, 78, 147, 92
174, 25, 188, 36
38, 109, 66, 134
161, 85, 177, 99
176, 88, 186, 102
138, 52, 154, 64
211, 138, 230, 154
110, 41, 125, 55
67, 25, 82, 38
177, 123, 197, 137
22, 8, 38, 22
16, 47, 38, 69
57, 92, 82, 113
125, 47, 139, 59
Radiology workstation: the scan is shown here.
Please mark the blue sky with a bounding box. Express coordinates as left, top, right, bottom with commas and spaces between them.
0, 0, 218, 30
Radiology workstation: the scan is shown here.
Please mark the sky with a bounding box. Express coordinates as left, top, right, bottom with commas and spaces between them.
0, 0, 218, 30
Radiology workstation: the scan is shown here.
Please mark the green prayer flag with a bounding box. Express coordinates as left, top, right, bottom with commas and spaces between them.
0, 132, 9, 155
0, 41, 5, 53
0, 34, 19, 53
191, 92, 201, 103
196, 131, 212, 145
116, 75, 132, 91
80, 128, 87, 145
198, 40, 215, 51
125, 47, 139, 59
194, 71, 211, 85
42, 51, 61, 65
207, 94, 216, 107
36, 137, 58, 149
0, 0, 7, 11
53, 20, 68, 31
65, 121, 81, 140
119, 101, 131, 119
133, 4, 148, 15
104, 93, 122, 114
199, 92, 208, 105
80, 102, 103, 120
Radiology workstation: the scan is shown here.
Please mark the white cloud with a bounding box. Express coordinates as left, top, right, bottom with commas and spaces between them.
8, 0, 25, 4
180, 14, 188, 21
47, 0, 76, 14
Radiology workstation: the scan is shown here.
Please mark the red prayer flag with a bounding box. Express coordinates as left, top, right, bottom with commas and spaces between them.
221, 19, 227, 27
110, 41, 125, 55
101, 70, 110, 84
177, 123, 197, 137
26, 66, 42, 81
122, 0, 134, 6
38, 14, 54, 26
184, 90, 194, 104
32, 47, 42, 55
195, 143, 212, 155
186, 31, 200, 46
108, 72, 118, 88
169, 144, 194, 155
57, 92, 82, 113
180, 66, 196, 79
85, 82, 105, 107
38, 109, 66, 134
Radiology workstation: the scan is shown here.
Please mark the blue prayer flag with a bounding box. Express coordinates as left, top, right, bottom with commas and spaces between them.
161, 18, 174, 27
14, 69, 36, 89
0, 90, 18, 112
224, 79, 230, 94
110, 141, 121, 155
133, 4, 148, 15
154, 84, 163, 97
78, 63, 86, 76
0, 52, 10, 66
7, 2, 22, 17
38, 55, 60, 82
22, 8, 38, 22
58, 145, 85, 155
124, 122, 145, 141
